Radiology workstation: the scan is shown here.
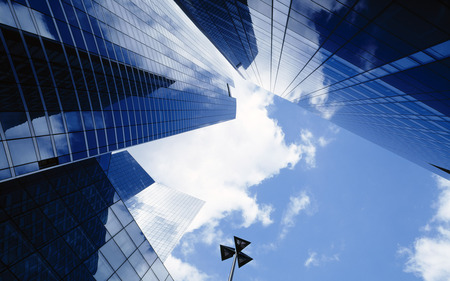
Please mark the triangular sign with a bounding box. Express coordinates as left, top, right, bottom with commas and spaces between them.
237, 252, 253, 268
234, 236, 251, 252
220, 245, 235, 261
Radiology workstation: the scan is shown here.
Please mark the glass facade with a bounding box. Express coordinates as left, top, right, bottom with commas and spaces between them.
0, 153, 174, 281
0, 0, 236, 182
107, 151, 155, 202
175, 0, 258, 71
125, 182, 205, 262
176, 0, 450, 178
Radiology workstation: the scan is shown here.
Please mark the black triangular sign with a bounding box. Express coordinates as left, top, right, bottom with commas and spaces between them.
234, 236, 251, 252
220, 245, 235, 261
237, 252, 253, 268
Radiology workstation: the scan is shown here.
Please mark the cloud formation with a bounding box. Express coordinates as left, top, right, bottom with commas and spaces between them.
400, 176, 450, 281
129, 77, 325, 279
165, 256, 211, 281
304, 251, 340, 268
280, 192, 311, 240
130, 78, 318, 233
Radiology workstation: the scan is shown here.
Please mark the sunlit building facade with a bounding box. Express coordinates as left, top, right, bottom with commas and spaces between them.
0, 153, 174, 281
126, 182, 205, 262
176, 0, 450, 178
0, 0, 236, 182
105, 150, 204, 262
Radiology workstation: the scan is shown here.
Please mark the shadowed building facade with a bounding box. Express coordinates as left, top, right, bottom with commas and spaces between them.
176, 0, 450, 179
0, 153, 174, 281
0, 0, 236, 182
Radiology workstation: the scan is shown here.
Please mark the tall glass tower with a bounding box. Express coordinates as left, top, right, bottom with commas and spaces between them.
126, 182, 204, 262
106, 150, 205, 262
175, 0, 450, 178
0, 0, 236, 182
0, 152, 174, 281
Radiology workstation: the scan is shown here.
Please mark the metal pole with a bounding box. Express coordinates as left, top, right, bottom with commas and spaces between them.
227, 252, 238, 281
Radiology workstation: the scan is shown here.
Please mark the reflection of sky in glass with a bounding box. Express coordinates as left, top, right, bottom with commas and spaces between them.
176, 0, 450, 177
0, 0, 236, 182
125, 182, 204, 261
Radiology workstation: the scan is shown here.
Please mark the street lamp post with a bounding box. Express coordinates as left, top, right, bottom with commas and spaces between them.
220, 236, 253, 281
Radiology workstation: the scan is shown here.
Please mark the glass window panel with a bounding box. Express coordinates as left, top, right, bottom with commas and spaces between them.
40, 237, 80, 277
142, 269, 158, 281
33, 11, 58, 40
36, 136, 55, 159
13, 3, 37, 34
7, 138, 37, 166
0, 221, 33, 264
83, 112, 95, 130
103, 208, 122, 238
31, 115, 50, 136
0, 168, 11, 180
49, 113, 66, 134
54, 134, 69, 156
0, 1, 16, 27
110, 201, 132, 226
81, 215, 108, 249
126, 221, 145, 247
10, 253, 58, 281
138, 242, 158, 267
429, 40, 450, 58
64, 226, 96, 261
117, 261, 140, 281
410, 51, 434, 64
64, 264, 94, 281
66, 111, 83, 132
150, 259, 168, 281
1, 112, 31, 139
0, 142, 9, 169
107, 273, 121, 281
55, 20, 74, 45
85, 252, 114, 281
69, 132, 87, 153
42, 199, 77, 234
100, 239, 126, 270
129, 249, 149, 278
114, 229, 135, 258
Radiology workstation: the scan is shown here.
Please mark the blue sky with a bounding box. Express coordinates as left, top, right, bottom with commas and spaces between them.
130, 77, 450, 281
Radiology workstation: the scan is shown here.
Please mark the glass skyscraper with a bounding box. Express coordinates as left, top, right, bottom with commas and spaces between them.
106, 151, 155, 203
176, 0, 450, 179
126, 182, 205, 262
0, 152, 174, 281
0, 0, 236, 182
105, 150, 205, 262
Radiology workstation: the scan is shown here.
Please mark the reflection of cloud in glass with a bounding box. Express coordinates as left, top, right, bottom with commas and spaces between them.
125, 182, 204, 261
7, 138, 37, 166
5, 2, 56, 40
0, 2, 16, 27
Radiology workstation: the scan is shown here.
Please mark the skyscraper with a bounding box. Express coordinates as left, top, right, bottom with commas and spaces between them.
105, 150, 205, 262
106, 151, 155, 202
126, 182, 205, 262
0, 152, 174, 281
176, 0, 450, 178
0, 0, 236, 182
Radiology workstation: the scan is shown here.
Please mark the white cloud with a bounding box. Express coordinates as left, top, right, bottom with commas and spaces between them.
165, 255, 211, 281
318, 136, 332, 147
304, 252, 319, 267
130, 77, 319, 238
400, 176, 450, 281
304, 251, 340, 268
280, 192, 311, 240
299, 130, 317, 169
